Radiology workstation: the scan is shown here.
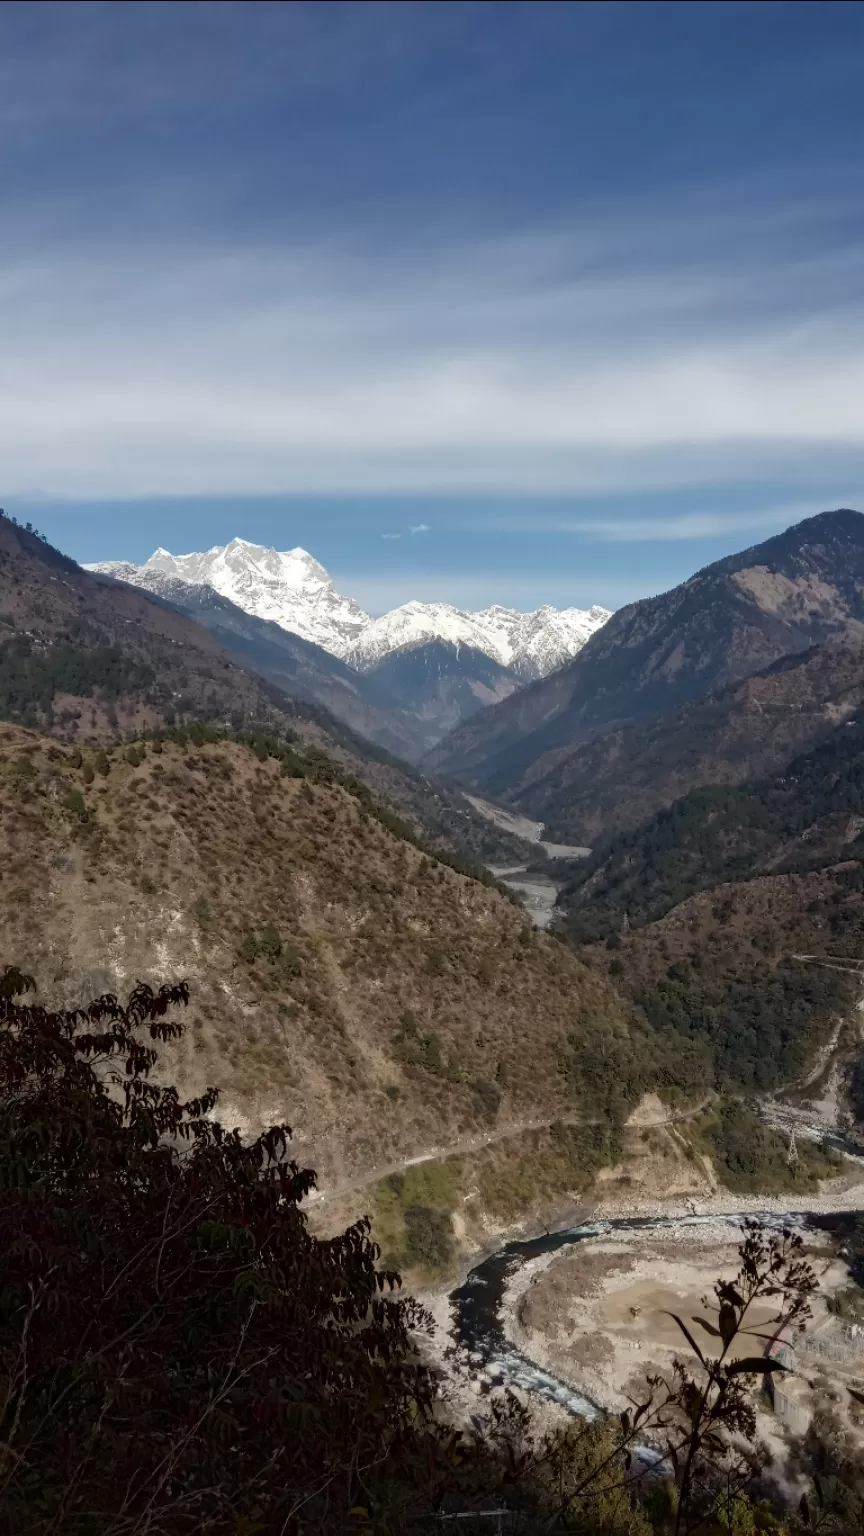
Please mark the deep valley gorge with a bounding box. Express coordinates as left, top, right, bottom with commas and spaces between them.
7, 505, 864, 1530
10, 12, 864, 1527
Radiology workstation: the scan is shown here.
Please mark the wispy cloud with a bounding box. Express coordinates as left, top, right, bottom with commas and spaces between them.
2, 2, 864, 514
4, 191, 864, 498
381, 521, 430, 540
483, 501, 861, 543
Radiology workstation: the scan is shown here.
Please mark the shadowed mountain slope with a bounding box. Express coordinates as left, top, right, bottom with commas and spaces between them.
94, 568, 432, 760
92, 566, 528, 761
364, 639, 520, 753
0, 514, 530, 865
430, 508, 864, 798
555, 715, 864, 1099
515, 636, 864, 844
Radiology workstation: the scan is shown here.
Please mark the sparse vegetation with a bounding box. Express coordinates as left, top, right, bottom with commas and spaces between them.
0, 720, 639, 1200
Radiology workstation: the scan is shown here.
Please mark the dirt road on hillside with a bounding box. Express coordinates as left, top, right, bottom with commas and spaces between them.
306, 1097, 712, 1206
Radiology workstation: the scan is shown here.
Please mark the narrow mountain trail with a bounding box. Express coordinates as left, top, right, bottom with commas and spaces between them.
306, 1096, 713, 1207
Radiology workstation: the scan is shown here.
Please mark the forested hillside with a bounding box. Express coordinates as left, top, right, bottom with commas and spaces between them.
557, 719, 864, 1096
0, 513, 529, 865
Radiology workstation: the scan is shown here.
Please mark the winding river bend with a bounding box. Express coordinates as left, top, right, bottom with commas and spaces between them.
449, 1209, 863, 1421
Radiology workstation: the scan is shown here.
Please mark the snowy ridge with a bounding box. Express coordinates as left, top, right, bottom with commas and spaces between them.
90, 539, 369, 655
88, 539, 611, 678
348, 600, 611, 677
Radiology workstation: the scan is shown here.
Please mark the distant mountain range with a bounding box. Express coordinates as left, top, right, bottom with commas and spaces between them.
349, 597, 611, 678
88, 540, 611, 679
8, 504, 864, 1186
0, 514, 532, 866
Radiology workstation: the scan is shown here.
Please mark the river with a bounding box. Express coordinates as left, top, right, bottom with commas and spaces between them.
488, 865, 568, 929
448, 1207, 863, 1420
465, 794, 591, 928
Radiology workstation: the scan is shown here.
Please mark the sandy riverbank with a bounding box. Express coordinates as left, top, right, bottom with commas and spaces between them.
503, 1222, 847, 1417
417, 1164, 864, 1438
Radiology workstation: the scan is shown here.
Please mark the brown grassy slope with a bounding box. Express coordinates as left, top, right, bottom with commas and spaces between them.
0, 723, 639, 1184
515, 637, 864, 845
0, 517, 530, 864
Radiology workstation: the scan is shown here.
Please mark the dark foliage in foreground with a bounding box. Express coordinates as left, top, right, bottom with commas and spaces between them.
0, 968, 440, 1533
0, 968, 655, 1534
0, 966, 856, 1534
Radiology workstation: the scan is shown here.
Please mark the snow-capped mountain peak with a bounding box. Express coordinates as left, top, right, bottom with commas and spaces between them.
92, 539, 370, 653
86, 540, 611, 676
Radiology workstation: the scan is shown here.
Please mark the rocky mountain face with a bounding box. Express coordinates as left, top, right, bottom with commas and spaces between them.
429, 508, 864, 798
131, 542, 369, 654
90, 543, 610, 755
0, 723, 638, 1202
0, 515, 531, 867
516, 636, 864, 845
90, 563, 530, 760
89, 540, 611, 679
95, 569, 437, 763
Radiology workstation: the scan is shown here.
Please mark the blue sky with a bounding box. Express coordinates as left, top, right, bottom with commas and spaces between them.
3, 1, 864, 613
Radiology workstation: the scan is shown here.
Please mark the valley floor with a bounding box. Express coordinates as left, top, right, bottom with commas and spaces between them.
420, 1163, 864, 1466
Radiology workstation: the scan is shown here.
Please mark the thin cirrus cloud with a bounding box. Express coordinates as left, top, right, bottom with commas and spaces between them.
487, 502, 863, 544
3, 0, 864, 581
4, 191, 864, 502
